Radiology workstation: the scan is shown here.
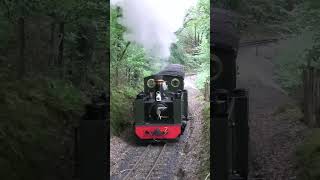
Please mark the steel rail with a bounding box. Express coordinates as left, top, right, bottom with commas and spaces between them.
122, 144, 151, 180
145, 143, 167, 180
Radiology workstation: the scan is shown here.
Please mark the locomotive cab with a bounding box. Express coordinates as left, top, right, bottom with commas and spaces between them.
133, 64, 188, 142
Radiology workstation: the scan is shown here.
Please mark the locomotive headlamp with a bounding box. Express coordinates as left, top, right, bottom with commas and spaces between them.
147, 78, 155, 88
156, 91, 162, 101
171, 78, 180, 87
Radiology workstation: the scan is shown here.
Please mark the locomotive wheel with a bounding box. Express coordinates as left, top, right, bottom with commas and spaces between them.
134, 135, 148, 146
132, 123, 147, 146
181, 121, 187, 134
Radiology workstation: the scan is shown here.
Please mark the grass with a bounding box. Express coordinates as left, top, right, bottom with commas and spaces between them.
296, 128, 320, 180
197, 102, 210, 179
272, 102, 304, 122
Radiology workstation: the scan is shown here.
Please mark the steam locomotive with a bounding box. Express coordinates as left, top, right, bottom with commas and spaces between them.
133, 64, 188, 142
211, 8, 249, 179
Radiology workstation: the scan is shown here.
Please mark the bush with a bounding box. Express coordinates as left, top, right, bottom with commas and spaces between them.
296, 128, 320, 180
0, 78, 86, 180
197, 103, 210, 179
110, 87, 140, 135
274, 31, 315, 93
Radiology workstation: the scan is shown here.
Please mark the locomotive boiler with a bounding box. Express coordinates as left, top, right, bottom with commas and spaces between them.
133, 64, 188, 142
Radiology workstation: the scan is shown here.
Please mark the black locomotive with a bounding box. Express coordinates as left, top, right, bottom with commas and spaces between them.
211, 8, 249, 180
133, 64, 188, 142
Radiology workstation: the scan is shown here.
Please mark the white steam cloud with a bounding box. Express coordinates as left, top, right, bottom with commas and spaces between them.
111, 0, 197, 59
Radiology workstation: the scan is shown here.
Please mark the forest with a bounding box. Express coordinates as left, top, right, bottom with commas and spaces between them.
0, 0, 319, 179
0, 0, 108, 179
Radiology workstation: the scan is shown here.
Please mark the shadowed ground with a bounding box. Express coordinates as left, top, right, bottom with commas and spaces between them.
237, 45, 307, 179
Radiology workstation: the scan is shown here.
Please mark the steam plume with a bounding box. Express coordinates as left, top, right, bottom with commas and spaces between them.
111, 0, 197, 59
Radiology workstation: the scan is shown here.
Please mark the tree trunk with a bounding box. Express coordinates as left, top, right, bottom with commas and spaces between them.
128, 68, 131, 84
78, 22, 97, 88
115, 66, 119, 86
117, 42, 131, 62
49, 22, 56, 67
194, 25, 197, 47
286, 0, 294, 11
115, 42, 130, 86
58, 22, 65, 78
18, 17, 26, 79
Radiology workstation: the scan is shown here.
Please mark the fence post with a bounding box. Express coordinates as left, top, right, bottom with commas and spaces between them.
303, 69, 308, 125
315, 69, 320, 127
204, 82, 208, 101
208, 82, 210, 101
310, 68, 317, 127
303, 67, 319, 127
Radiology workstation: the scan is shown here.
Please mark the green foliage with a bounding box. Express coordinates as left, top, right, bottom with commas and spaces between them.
195, 39, 210, 89
169, 43, 189, 65
197, 103, 210, 179
110, 87, 140, 135
270, 0, 320, 94
110, 7, 154, 87
0, 16, 11, 50
110, 6, 152, 135
296, 128, 320, 180
274, 31, 315, 92
0, 0, 108, 179
175, 0, 210, 89
0, 78, 86, 180
46, 79, 87, 111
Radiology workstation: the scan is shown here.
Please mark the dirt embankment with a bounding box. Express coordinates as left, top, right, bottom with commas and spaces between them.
110, 75, 207, 180
237, 44, 308, 179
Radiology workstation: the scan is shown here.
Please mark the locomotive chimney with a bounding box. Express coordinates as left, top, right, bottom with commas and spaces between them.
154, 75, 165, 101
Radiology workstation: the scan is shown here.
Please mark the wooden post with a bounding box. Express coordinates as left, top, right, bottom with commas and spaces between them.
304, 67, 319, 127
207, 82, 210, 101
204, 82, 208, 101
315, 70, 320, 127
310, 68, 317, 127
317, 70, 320, 126
255, 35, 258, 56
303, 69, 308, 125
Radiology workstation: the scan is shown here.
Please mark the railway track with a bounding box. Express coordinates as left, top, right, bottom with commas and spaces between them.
113, 143, 167, 180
